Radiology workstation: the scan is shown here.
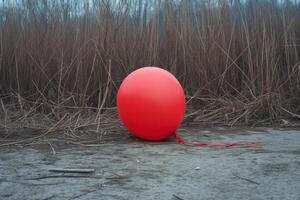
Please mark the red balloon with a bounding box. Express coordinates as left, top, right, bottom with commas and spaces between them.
117, 67, 186, 141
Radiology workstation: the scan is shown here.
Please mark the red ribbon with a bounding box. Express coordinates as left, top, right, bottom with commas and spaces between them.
174, 133, 262, 148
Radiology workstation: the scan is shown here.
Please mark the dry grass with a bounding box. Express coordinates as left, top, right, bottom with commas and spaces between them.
0, 0, 300, 145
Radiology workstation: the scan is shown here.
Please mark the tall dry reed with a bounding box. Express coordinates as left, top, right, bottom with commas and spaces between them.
0, 0, 299, 130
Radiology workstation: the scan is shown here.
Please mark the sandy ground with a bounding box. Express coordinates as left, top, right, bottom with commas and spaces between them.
0, 128, 300, 200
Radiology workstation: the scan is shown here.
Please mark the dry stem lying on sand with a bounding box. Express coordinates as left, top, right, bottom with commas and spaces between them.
0, 0, 300, 145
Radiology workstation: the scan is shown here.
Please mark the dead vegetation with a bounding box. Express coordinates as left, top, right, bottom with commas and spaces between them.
0, 0, 300, 145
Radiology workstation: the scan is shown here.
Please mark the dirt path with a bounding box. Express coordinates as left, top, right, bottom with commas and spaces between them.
0, 128, 300, 200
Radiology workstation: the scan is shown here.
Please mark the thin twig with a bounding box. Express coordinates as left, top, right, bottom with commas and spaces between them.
49, 168, 95, 173
26, 175, 99, 180
70, 190, 97, 200
173, 194, 185, 200
233, 174, 259, 185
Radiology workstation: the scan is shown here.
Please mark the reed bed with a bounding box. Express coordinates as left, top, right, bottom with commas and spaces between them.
0, 0, 300, 145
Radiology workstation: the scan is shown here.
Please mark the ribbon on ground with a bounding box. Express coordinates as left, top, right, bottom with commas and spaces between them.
174, 133, 262, 148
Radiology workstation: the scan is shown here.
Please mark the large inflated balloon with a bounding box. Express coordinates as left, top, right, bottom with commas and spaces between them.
117, 67, 186, 141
